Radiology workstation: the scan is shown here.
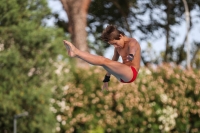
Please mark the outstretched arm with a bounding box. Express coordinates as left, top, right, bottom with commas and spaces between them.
106, 48, 119, 76
102, 48, 119, 91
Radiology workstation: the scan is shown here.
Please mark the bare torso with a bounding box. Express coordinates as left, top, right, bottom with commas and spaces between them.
116, 38, 141, 71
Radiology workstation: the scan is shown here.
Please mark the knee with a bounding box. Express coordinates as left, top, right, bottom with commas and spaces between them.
101, 57, 112, 66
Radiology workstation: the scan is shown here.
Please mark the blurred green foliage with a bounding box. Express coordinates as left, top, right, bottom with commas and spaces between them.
0, 0, 66, 132
52, 63, 200, 133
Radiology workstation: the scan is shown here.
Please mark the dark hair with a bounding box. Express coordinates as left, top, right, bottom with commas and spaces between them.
101, 25, 125, 42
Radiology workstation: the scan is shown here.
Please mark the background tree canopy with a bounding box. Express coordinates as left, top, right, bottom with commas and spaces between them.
55, 0, 200, 68
0, 0, 65, 132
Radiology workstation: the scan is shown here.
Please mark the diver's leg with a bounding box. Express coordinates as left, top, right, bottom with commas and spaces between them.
63, 40, 134, 82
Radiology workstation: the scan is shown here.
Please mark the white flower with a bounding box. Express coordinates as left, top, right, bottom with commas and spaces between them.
62, 85, 69, 91
157, 106, 178, 132
0, 44, 4, 51
56, 115, 62, 122
160, 94, 168, 103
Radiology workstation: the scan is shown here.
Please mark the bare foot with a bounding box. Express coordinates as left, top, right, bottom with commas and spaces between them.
63, 40, 76, 57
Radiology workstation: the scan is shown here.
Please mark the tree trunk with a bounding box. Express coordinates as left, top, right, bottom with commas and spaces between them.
60, 0, 91, 68
182, 0, 191, 70
164, 0, 170, 62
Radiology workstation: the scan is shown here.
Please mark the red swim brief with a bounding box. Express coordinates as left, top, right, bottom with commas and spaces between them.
120, 66, 138, 83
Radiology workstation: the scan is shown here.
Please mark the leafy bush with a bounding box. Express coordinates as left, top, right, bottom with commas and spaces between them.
52, 63, 200, 133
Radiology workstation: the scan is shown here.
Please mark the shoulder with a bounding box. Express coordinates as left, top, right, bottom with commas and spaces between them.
128, 38, 139, 47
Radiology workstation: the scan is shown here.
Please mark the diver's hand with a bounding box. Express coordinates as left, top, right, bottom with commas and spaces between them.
102, 82, 109, 91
